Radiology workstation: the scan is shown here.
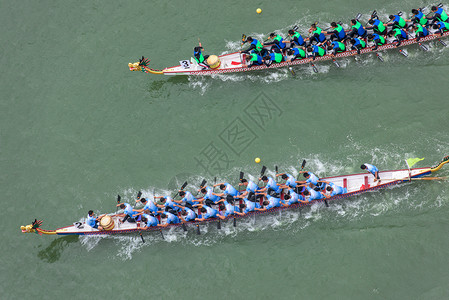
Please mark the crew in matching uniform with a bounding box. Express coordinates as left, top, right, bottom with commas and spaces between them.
198, 186, 222, 207
255, 193, 284, 211
387, 14, 407, 29
259, 175, 282, 196
366, 18, 387, 35
135, 198, 161, 216
286, 47, 307, 61
264, 33, 287, 52
160, 211, 181, 225
117, 202, 138, 223
321, 182, 347, 197
412, 23, 429, 42
327, 22, 346, 41
429, 5, 448, 23
179, 206, 197, 222
238, 198, 262, 214
244, 53, 264, 68
217, 201, 241, 218
388, 28, 408, 47
408, 9, 428, 26
287, 29, 306, 47
367, 34, 386, 50
307, 44, 326, 60
176, 191, 197, 210
309, 23, 326, 44
195, 204, 219, 221
327, 40, 346, 55
263, 51, 285, 66
348, 19, 367, 38
140, 213, 159, 229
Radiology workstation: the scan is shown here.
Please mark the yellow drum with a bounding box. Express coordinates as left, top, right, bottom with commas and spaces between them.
206, 55, 221, 69
99, 215, 115, 231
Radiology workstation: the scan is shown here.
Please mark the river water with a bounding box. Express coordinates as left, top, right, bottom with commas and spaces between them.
2, 0, 449, 299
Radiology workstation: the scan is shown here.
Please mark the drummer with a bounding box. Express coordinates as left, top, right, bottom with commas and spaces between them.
86, 210, 105, 230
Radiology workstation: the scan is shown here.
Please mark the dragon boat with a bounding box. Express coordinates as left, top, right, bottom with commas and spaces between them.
21, 156, 448, 237
128, 14, 449, 76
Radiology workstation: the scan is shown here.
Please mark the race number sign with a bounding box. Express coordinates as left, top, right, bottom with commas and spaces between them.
179, 60, 191, 69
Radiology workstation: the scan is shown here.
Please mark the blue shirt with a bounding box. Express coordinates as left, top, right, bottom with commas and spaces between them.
181, 191, 196, 206
123, 203, 137, 217
223, 183, 239, 197
364, 164, 379, 175
246, 181, 259, 193
287, 189, 305, 205
285, 173, 297, 188
306, 173, 319, 186
223, 202, 240, 217
163, 196, 181, 212
142, 213, 158, 227
328, 182, 347, 196
203, 206, 218, 219
183, 207, 196, 221
242, 199, 261, 213
306, 187, 324, 200
266, 177, 281, 193
265, 195, 282, 209
204, 187, 221, 204
165, 212, 181, 224
87, 215, 97, 227
143, 201, 159, 215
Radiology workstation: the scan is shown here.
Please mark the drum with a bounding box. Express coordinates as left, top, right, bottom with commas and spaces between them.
206, 55, 221, 69
99, 215, 115, 231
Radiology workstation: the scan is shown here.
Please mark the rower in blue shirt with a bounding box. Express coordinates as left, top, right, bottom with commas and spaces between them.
255, 194, 284, 211
155, 196, 181, 213
298, 171, 326, 190
179, 206, 197, 222
433, 21, 449, 35
176, 190, 197, 210
276, 172, 297, 189
198, 186, 222, 207
428, 5, 448, 23
140, 213, 159, 229
264, 32, 287, 52
134, 198, 161, 216
286, 47, 307, 62
366, 18, 387, 35
350, 37, 366, 55
321, 182, 347, 197
327, 22, 346, 41
160, 211, 181, 225
195, 204, 219, 221
387, 14, 407, 29
214, 182, 240, 204
361, 163, 381, 182
367, 34, 386, 51
286, 29, 305, 47
348, 19, 367, 38
307, 44, 326, 60
117, 202, 138, 223
304, 186, 324, 200
388, 28, 408, 47
327, 40, 346, 55
283, 188, 305, 206
259, 175, 282, 196
412, 23, 429, 42
238, 198, 262, 214
218, 201, 240, 218
238, 178, 260, 202
309, 23, 326, 44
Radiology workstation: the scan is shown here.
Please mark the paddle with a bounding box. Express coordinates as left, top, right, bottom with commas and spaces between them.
399, 49, 408, 57
418, 42, 429, 51
365, 10, 377, 26
288, 67, 296, 76
376, 52, 384, 62
310, 61, 318, 73
153, 188, 164, 240
241, 33, 247, 46
213, 177, 221, 230
196, 179, 207, 196
355, 13, 362, 21
332, 58, 340, 68
438, 38, 447, 47
196, 223, 201, 235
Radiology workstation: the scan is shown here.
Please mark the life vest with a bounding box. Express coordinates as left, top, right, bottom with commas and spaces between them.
292, 31, 305, 45
393, 15, 406, 28
393, 28, 407, 39
292, 47, 306, 58
312, 45, 325, 56
415, 24, 428, 36
332, 41, 346, 51
194, 50, 205, 63
270, 52, 284, 63
373, 34, 385, 45
353, 38, 366, 48
374, 19, 386, 33
251, 39, 263, 52
273, 35, 286, 49
250, 53, 263, 64
414, 11, 428, 25
313, 27, 326, 42
436, 7, 449, 22
352, 21, 366, 36
335, 24, 345, 39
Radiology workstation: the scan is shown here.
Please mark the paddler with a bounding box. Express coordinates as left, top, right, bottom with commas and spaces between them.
307, 44, 326, 60
309, 23, 326, 44
86, 210, 105, 230
193, 42, 209, 70
303, 186, 325, 201
117, 202, 139, 223
367, 33, 386, 50
276, 172, 298, 189
238, 178, 260, 202
366, 18, 387, 35
159, 211, 181, 226
134, 198, 162, 216
388, 28, 408, 47
241, 36, 266, 56
387, 14, 407, 29
428, 5, 448, 23
433, 21, 449, 35
175, 190, 197, 210
327, 40, 346, 55
254, 192, 284, 210
197, 186, 222, 207
411, 23, 429, 42
238, 197, 262, 214
407, 9, 428, 26
217, 200, 241, 219
286, 47, 307, 62
243, 53, 264, 68
213, 182, 240, 204
139, 212, 159, 229
320, 181, 347, 197
155, 196, 181, 214
361, 163, 381, 182
259, 175, 282, 196
297, 171, 326, 191
194, 204, 219, 221
264, 32, 287, 52
350, 37, 367, 54
263, 50, 285, 66
348, 19, 367, 38
326, 22, 346, 41
283, 188, 305, 206
286, 29, 306, 47
178, 206, 197, 222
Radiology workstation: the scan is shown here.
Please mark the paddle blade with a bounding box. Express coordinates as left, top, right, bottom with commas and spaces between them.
140, 232, 145, 243
240, 172, 244, 181
399, 49, 408, 57
419, 43, 428, 51
260, 166, 267, 176
217, 219, 221, 230
293, 25, 299, 31
311, 63, 318, 73
438, 3, 443, 8
333, 59, 340, 68
180, 181, 188, 190
137, 191, 142, 200
199, 179, 207, 188
301, 160, 307, 170
398, 11, 403, 16
160, 229, 164, 239
275, 166, 278, 173
182, 223, 187, 232
439, 39, 447, 47
196, 224, 201, 235
355, 13, 362, 20
117, 195, 121, 203
289, 67, 296, 76
324, 199, 329, 207
233, 217, 237, 227
242, 33, 247, 43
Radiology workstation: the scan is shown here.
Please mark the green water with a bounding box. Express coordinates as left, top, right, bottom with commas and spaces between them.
2, 0, 449, 299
